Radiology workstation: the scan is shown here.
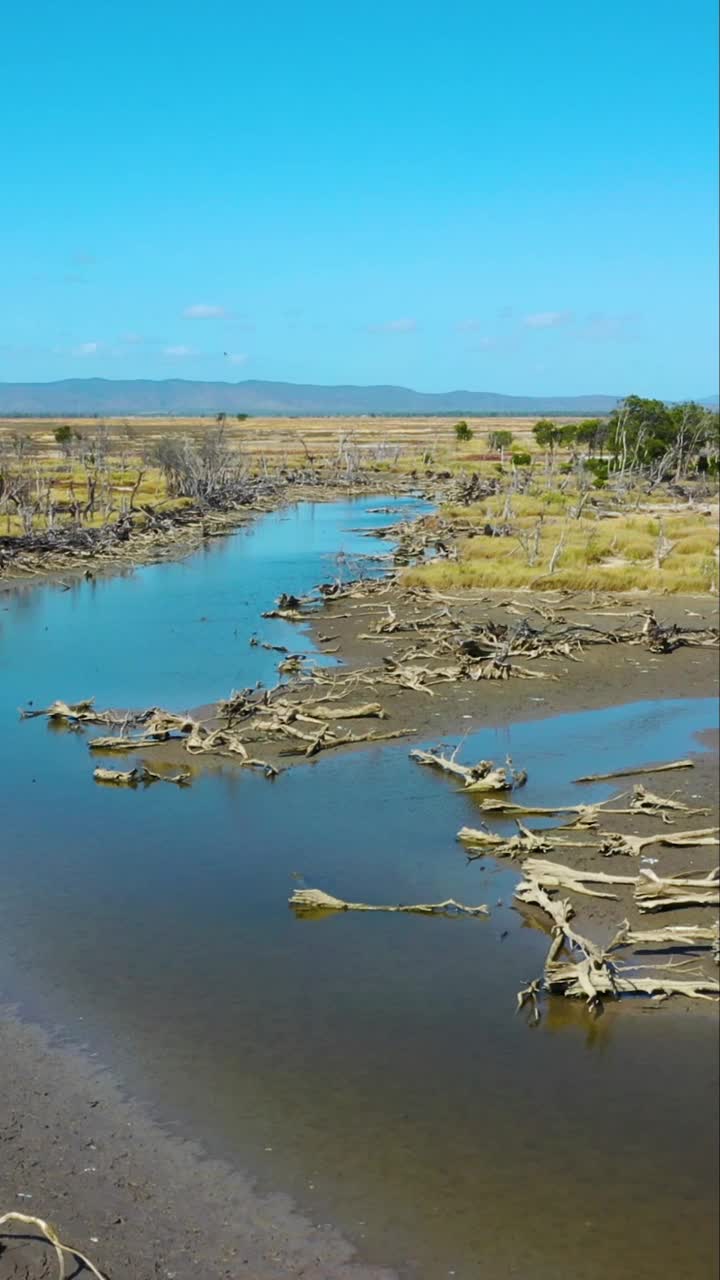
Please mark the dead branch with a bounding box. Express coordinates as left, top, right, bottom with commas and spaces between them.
459, 821, 554, 859
573, 759, 694, 783
634, 866, 720, 912
599, 827, 719, 858
411, 748, 527, 791
93, 765, 191, 787
289, 887, 489, 916
519, 857, 636, 898
0, 1211, 107, 1279
609, 920, 720, 952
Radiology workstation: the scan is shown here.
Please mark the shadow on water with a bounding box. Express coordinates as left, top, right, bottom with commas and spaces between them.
1, 496, 718, 1280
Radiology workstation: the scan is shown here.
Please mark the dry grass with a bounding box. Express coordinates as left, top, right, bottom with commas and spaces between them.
404, 497, 719, 594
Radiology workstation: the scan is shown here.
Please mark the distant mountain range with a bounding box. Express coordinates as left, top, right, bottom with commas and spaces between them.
0, 378, 624, 417
0, 379, 715, 417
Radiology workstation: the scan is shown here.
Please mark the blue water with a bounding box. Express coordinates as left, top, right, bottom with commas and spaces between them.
0, 497, 717, 1280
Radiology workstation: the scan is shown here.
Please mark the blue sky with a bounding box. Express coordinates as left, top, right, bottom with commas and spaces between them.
1, 0, 717, 397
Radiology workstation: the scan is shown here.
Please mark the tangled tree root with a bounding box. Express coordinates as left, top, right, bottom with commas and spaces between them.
0, 1212, 107, 1279
514, 877, 720, 1018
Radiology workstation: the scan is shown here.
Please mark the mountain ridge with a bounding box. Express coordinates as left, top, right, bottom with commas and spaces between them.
0, 378, 625, 416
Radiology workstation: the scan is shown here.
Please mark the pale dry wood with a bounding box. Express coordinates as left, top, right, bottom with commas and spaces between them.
520, 857, 636, 898
634, 865, 720, 912
599, 826, 720, 858
411, 748, 527, 792
573, 759, 694, 783
459, 821, 554, 860
289, 887, 489, 916
514, 877, 720, 1015
93, 764, 191, 787
0, 1211, 107, 1280
609, 920, 720, 952
629, 783, 709, 816
299, 700, 387, 721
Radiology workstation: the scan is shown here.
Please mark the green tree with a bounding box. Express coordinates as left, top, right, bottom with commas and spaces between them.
607, 395, 673, 469
574, 418, 608, 456
532, 418, 563, 463
488, 429, 513, 458
236, 413, 249, 421
454, 420, 473, 443
216, 412, 227, 424
54, 424, 81, 458
558, 423, 578, 447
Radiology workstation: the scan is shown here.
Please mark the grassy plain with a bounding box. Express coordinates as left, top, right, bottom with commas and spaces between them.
1, 414, 717, 592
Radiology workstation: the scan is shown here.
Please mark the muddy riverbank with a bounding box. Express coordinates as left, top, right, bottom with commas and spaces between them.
0, 1016, 395, 1280
1, 497, 718, 1280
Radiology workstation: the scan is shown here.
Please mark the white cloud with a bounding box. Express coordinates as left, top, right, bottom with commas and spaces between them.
224, 351, 249, 366
164, 345, 197, 357
366, 317, 418, 334
182, 303, 226, 319
71, 341, 100, 356
523, 310, 574, 329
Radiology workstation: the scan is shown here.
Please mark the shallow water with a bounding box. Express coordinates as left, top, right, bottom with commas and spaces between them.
1, 498, 718, 1280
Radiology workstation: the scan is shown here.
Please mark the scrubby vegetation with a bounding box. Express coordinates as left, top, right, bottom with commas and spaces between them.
0, 394, 717, 589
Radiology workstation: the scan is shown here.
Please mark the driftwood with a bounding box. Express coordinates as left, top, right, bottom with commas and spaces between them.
634, 866, 720, 912
88, 732, 173, 752
519, 857, 636, 898
573, 759, 694, 783
515, 876, 720, 1017
599, 826, 720, 858
629, 783, 708, 816
609, 920, 720, 953
410, 748, 527, 792
459, 820, 555, 860
300, 700, 387, 721
476, 798, 604, 827
93, 765, 191, 787
0, 1211, 107, 1279
279, 726, 412, 757
289, 887, 489, 916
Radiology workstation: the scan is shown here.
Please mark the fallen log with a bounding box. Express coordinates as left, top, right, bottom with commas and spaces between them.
629, 783, 709, 816
609, 920, 720, 953
634, 866, 720, 912
459, 821, 554, 859
476, 798, 602, 827
92, 765, 191, 787
279, 726, 413, 757
599, 826, 720, 858
88, 733, 173, 751
519, 857, 636, 898
411, 748, 527, 791
515, 876, 720, 1017
573, 759, 694, 783
289, 887, 489, 916
300, 700, 387, 721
